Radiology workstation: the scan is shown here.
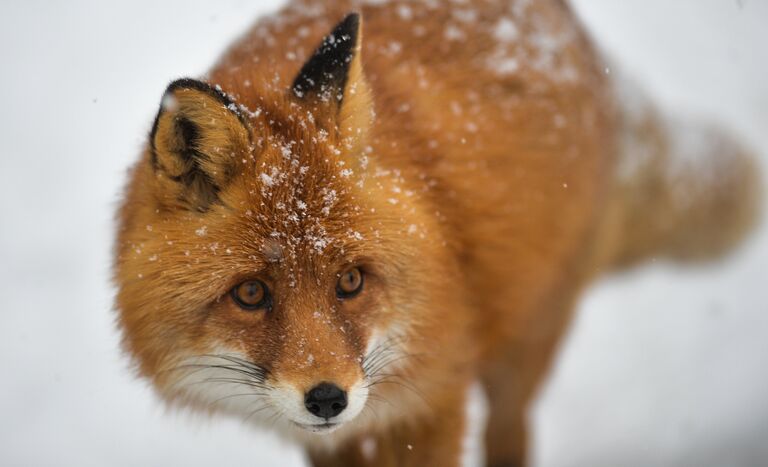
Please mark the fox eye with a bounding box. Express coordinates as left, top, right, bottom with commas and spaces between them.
336, 267, 364, 298
231, 280, 271, 311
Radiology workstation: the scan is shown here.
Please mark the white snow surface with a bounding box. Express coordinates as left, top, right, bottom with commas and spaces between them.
1, 1, 767, 466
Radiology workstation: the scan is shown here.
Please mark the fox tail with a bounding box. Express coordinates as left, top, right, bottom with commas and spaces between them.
602, 80, 762, 269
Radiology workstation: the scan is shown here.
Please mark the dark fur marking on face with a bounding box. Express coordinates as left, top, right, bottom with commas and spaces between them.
291, 13, 360, 103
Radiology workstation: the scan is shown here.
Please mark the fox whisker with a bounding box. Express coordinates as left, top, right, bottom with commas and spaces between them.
208, 391, 268, 408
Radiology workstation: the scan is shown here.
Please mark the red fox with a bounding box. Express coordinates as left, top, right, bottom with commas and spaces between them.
114, 1, 761, 465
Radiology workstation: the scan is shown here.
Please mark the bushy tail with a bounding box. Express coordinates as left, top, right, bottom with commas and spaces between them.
603, 82, 762, 269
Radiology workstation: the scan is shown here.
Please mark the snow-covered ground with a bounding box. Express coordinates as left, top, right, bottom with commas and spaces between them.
0, 1, 766, 466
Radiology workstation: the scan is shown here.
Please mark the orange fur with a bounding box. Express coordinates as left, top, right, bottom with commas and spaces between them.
114, 1, 761, 466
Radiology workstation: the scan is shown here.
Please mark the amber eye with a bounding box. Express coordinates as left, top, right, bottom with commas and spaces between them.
231, 280, 271, 311
336, 267, 364, 298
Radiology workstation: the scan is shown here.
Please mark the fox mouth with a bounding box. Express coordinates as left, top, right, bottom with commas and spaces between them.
293, 421, 341, 433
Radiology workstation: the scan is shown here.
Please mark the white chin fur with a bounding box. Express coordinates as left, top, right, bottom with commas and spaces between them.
293, 422, 342, 434
269, 380, 369, 432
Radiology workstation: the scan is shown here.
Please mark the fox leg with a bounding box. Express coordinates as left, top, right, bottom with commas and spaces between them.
480, 351, 531, 467
481, 291, 580, 467
481, 337, 571, 467
307, 446, 366, 467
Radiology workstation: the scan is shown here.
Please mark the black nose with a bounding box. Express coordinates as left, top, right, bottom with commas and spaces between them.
304, 383, 347, 419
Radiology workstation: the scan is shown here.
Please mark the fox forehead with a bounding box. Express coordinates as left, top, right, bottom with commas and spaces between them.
248, 155, 358, 256
216, 102, 371, 262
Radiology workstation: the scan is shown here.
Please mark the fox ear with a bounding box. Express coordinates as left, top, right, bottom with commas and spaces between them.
150, 79, 250, 211
291, 13, 372, 143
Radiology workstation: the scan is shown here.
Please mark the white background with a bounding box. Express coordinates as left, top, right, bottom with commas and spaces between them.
0, 1, 766, 466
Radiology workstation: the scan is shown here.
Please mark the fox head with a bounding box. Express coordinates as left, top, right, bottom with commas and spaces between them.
115, 13, 468, 444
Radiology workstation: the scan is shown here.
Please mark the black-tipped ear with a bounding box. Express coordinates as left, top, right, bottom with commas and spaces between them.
291, 13, 373, 147
292, 13, 361, 105
150, 79, 250, 211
